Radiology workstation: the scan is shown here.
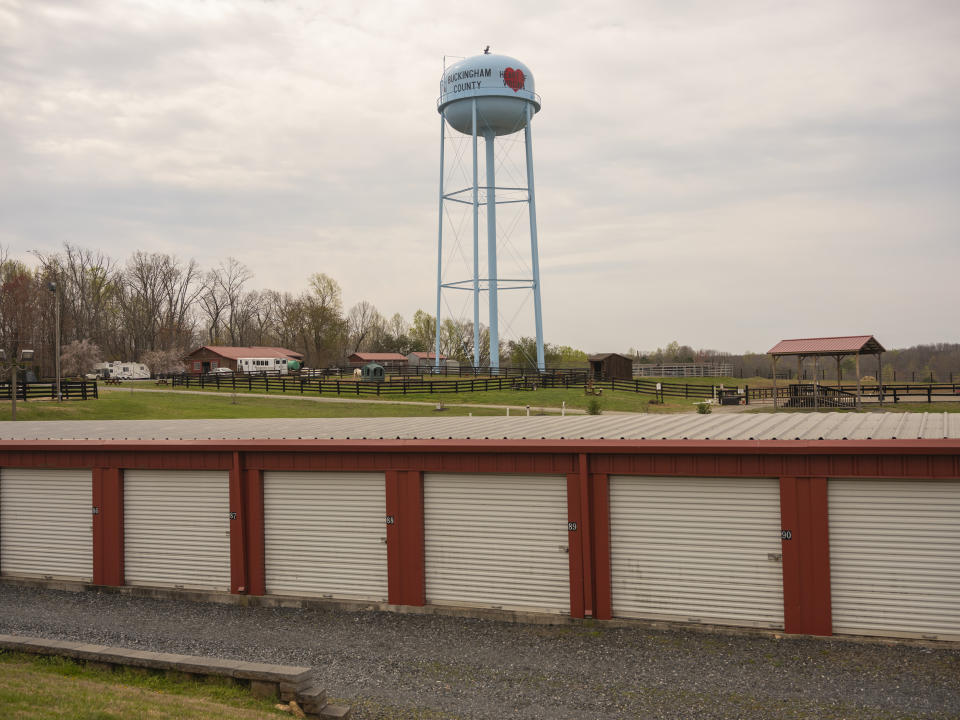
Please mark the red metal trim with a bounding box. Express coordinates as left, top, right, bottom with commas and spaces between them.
566, 473, 584, 618
228, 452, 248, 594
578, 453, 594, 617
92, 467, 124, 586
243, 468, 266, 596
3, 447, 955, 481
780, 477, 832, 636
2, 438, 959, 455
386, 470, 425, 606
590, 473, 612, 620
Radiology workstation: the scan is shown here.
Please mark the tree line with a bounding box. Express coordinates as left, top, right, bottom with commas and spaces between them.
0, 243, 586, 377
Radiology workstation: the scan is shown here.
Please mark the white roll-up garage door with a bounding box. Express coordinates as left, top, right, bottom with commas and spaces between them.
829, 479, 960, 641
263, 471, 387, 601
0, 468, 93, 582
610, 476, 784, 629
123, 470, 231, 591
424, 473, 570, 614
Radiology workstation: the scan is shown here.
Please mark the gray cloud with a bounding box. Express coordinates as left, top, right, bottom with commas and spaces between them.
1, 0, 958, 352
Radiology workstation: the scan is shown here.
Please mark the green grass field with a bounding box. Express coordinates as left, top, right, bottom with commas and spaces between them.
0, 651, 286, 719
1, 389, 520, 422
100, 381, 698, 414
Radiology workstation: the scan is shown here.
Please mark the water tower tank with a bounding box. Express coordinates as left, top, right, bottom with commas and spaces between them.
438, 53, 541, 136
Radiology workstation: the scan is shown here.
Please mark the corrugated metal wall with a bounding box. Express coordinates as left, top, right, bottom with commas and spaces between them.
424, 473, 570, 613
609, 476, 784, 629
123, 470, 231, 591
829, 478, 960, 641
0, 468, 93, 582
263, 471, 388, 600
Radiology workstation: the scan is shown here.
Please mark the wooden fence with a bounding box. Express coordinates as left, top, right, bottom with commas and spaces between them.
0, 380, 98, 401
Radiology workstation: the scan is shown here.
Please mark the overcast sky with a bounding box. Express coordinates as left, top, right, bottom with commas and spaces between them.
2, 1, 958, 353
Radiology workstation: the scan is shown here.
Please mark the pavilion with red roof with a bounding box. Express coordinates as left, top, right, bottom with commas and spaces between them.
767, 335, 886, 409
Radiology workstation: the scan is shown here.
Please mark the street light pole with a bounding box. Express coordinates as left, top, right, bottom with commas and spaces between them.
49, 281, 61, 402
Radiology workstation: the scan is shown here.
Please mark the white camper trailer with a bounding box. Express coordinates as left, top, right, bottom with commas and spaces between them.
92, 361, 151, 380
237, 357, 289, 375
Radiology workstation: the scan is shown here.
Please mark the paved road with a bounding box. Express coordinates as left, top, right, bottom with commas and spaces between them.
1, 585, 957, 719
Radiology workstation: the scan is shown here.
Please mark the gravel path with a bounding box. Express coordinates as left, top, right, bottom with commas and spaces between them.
1, 584, 957, 719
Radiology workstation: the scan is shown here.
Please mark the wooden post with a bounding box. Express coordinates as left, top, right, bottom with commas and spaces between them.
772, 356, 778, 409
836, 356, 842, 388
813, 356, 819, 409
855, 353, 861, 409
877, 353, 883, 407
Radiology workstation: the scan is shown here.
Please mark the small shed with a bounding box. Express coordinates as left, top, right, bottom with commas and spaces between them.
588, 353, 633, 381
361, 362, 385, 382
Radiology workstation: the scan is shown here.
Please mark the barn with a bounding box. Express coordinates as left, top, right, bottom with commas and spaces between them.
183, 346, 304, 374
0, 413, 957, 642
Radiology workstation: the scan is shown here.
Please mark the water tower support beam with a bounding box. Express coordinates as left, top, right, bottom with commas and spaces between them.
525, 107, 545, 371
485, 131, 500, 370
471, 100, 481, 368
434, 113, 445, 371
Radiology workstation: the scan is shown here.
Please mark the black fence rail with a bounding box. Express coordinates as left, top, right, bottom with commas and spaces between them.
171, 372, 722, 400
0, 380, 98, 401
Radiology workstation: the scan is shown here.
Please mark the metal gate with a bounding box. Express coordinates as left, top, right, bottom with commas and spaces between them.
610, 476, 784, 629
0, 468, 93, 582
423, 473, 570, 613
829, 478, 960, 641
123, 470, 231, 591
263, 471, 387, 600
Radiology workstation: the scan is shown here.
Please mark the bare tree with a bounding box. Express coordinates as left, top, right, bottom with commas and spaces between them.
347, 300, 383, 352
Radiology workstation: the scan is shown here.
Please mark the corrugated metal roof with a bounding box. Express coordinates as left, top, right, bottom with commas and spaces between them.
768, 336, 885, 355
188, 346, 303, 360
1, 413, 958, 442
348, 353, 409, 361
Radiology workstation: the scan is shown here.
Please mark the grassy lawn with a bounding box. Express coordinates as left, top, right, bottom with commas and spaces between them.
102, 381, 702, 414
0, 651, 285, 719
0, 389, 518, 422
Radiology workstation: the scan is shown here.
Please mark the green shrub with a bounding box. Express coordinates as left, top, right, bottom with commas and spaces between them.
696, 402, 712, 414
586, 398, 602, 415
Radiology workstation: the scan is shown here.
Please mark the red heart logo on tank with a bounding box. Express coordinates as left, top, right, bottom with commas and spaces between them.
503, 67, 525, 92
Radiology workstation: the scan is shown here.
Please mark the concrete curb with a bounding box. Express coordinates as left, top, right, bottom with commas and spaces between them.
0, 633, 351, 719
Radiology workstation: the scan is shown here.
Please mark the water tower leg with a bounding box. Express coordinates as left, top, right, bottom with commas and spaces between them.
471, 99, 481, 368
485, 130, 499, 370
525, 109, 545, 371
435, 113, 445, 372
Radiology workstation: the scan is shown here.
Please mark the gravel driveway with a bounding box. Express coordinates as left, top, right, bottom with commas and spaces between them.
1, 584, 957, 719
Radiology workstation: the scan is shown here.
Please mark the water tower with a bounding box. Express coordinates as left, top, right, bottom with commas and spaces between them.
434, 49, 545, 371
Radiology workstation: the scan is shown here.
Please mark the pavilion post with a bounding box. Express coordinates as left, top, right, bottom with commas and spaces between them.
855, 352, 862, 409
836, 356, 842, 388
878, 352, 883, 407
772, 355, 778, 409
813, 356, 819, 409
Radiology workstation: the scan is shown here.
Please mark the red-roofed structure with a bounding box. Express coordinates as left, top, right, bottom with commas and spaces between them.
347, 352, 409, 369
184, 346, 304, 374
768, 336, 885, 356
767, 335, 885, 409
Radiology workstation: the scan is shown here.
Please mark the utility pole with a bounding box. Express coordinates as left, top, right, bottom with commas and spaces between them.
48, 281, 61, 401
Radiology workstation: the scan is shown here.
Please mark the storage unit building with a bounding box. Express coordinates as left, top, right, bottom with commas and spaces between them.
1, 413, 958, 643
